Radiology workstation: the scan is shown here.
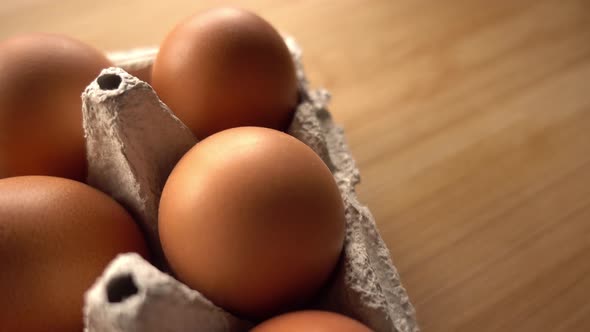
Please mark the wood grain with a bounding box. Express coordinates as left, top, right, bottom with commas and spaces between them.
1, 1, 589, 331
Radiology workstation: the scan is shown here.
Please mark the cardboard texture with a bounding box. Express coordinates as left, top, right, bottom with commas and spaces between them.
82, 38, 419, 332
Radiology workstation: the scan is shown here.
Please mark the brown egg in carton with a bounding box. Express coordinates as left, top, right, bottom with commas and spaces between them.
82, 37, 419, 332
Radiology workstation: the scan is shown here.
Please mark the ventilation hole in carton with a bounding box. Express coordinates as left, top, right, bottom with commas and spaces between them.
97, 74, 122, 90
106, 273, 138, 303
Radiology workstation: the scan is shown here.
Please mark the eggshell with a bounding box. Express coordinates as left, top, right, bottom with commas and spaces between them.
158, 127, 346, 320
0, 33, 112, 181
152, 7, 298, 139
83, 39, 420, 332
0, 176, 149, 332
252, 310, 373, 332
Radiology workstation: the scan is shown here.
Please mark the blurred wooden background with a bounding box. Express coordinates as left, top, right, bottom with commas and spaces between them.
2, 0, 589, 331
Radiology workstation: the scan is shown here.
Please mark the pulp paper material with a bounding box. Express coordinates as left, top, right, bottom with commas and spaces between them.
85, 253, 252, 332
82, 67, 196, 267
83, 38, 419, 332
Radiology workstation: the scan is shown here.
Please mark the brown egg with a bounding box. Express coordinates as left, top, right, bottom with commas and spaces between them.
151, 7, 298, 139
0, 33, 112, 181
158, 127, 345, 319
0, 176, 149, 332
252, 311, 373, 332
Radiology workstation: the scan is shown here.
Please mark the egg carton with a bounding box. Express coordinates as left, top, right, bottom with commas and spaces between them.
82, 37, 419, 332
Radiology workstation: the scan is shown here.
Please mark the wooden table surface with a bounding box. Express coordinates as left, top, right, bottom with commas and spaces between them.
2, 1, 589, 331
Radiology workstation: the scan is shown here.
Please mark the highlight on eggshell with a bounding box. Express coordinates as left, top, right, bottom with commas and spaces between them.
158, 127, 346, 320
0, 176, 149, 332
151, 7, 299, 139
252, 310, 374, 332
0, 33, 113, 181
0, 6, 387, 332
